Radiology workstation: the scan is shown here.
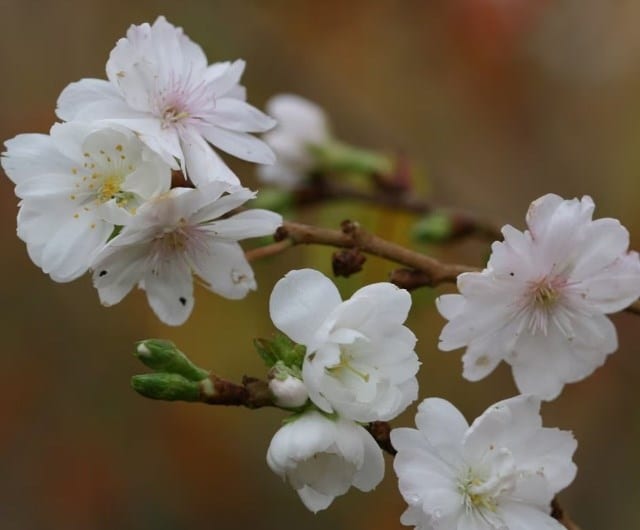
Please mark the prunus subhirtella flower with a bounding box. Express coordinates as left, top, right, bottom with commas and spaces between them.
437, 193, 640, 400
269, 268, 419, 422
267, 410, 384, 513
257, 94, 330, 188
392, 395, 577, 529
2, 123, 171, 282
91, 182, 282, 326
56, 16, 276, 187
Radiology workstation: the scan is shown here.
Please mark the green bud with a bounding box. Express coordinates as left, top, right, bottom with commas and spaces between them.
135, 339, 209, 381
412, 212, 453, 243
131, 373, 202, 402
310, 141, 392, 176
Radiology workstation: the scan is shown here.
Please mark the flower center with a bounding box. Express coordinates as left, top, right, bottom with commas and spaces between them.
521, 275, 568, 335
326, 347, 370, 382
533, 282, 558, 307
458, 471, 499, 513
96, 174, 125, 204
162, 105, 190, 128
150, 220, 210, 266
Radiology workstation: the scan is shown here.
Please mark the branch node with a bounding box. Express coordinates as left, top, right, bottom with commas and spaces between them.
332, 248, 367, 277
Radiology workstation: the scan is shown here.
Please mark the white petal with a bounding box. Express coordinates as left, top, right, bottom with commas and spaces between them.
179, 127, 240, 186
500, 502, 565, 530
2, 133, 72, 185
143, 257, 194, 326
464, 395, 542, 461
266, 94, 330, 142
435, 293, 465, 320
56, 78, 137, 121
188, 185, 254, 224
206, 209, 282, 240
571, 218, 630, 279
204, 59, 246, 96
296, 486, 334, 513
212, 97, 276, 132
352, 426, 385, 491
335, 282, 412, 337
191, 241, 256, 300
201, 125, 276, 164
92, 243, 149, 306
39, 215, 112, 282
122, 157, 172, 200
414, 398, 469, 449
579, 251, 640, 313
269, 269, 342, 347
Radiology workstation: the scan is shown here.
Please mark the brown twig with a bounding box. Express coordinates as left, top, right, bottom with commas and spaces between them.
368, 420, 581, 530
199, 374, 276, 409
274, 220, 477, 286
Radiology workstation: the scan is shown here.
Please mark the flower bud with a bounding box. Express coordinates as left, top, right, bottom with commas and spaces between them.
269, 375, 309, 408
135, 339, 209, 381
131, 373, 202, 402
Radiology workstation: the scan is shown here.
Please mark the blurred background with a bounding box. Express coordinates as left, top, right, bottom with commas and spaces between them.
2, 0, 640, 528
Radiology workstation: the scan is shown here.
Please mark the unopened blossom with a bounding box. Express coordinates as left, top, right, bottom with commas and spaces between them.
91, 182, 282, 326
269, 375, 309, 409
269, 269, 419, 422
267, 410, 384, 513
438, 193, 640, 400
2, 122, 171, 282
392, 395, 577, 529
57, 16, 276, 187
257, 94, 330, 188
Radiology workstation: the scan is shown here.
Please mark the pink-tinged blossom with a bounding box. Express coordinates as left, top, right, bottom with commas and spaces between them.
56, 16, 276, 188
437, 193, 640, 400
257, 94, 330, 188
392, 395, 577, 529
91, 183, 282, 326
267, 410, 384, 513
269, 269, 419, 422
2, 123, 171, 282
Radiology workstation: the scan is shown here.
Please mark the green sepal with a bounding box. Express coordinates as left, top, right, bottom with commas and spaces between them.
135, 339, 209, 382
131, 373, 202, 402
254, 333, 306, 370
107, 225, 123, 242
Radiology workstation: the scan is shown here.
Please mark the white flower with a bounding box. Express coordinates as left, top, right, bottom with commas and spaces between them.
56, 16, 276, 188
437, 193, 640, 400
392, 395, 577, 530
91, 183, 282, 326
2, 122, 171, 282
267, 410, 384, 513
269, 375, 309, 409
269, 269, 419, 422
257, 94, 330, 188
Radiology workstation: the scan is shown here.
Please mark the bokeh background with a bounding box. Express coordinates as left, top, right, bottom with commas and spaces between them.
2, 1, 640, 528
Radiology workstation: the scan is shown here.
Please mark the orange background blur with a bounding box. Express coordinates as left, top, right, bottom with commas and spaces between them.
2, 1, 640, 528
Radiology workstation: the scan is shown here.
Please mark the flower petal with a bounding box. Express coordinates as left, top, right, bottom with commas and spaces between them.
143, 257, 195, 326
191, 241, 256, 300
269, 269, 342, 347
201, 124, 276, 164
179, 127, 240, 186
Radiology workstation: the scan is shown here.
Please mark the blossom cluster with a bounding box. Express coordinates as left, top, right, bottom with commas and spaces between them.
5, 14, 640, 530
2, 17, 282, 325
266, 269, 419, 512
